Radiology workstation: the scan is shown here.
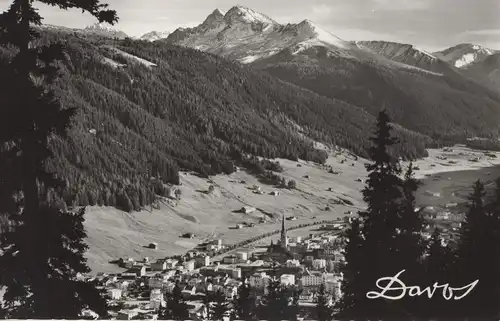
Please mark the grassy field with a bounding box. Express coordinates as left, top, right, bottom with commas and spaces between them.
84, 145, 500, 273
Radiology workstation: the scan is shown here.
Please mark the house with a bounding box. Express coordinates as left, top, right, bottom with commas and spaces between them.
148, 242, 158, 250
280, 274, 295, 286
150, 289, 164, 310
181, 286, 196, 299
270, 190, 280, 196
249, 272, 271, 293
149, 276, 165, 289
121, 272, 137, 279
195, 255, 210, 267
286, 259, 301, 267
107, 288, 122, 300
312, 259, 327, 270
120, 257, 135, 269
183, 260, 195, 271
223, 285, 239, 300
240, 206, 256, 214
222, 255, 238, 264
151, 260, 167, 271
165, 259, 179, 268
130, 266, 146, 277
235, 251, 248, 260
117, 310, 139, 320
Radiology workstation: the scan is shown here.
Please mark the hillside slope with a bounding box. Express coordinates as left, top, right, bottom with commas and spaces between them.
0, 30, 430, 211
462, 53, 500, 88
356, 41, 457, 74
253, 52, 500, 141
83, 145, 500, 273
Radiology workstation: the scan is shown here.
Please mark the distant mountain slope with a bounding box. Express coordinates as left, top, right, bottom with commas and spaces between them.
83, 22, 129, 39
434, 43, 496, 68
252, 50, 500, 142
139, 31, 171, 42
0, 30, 430, 211
356, 41, 456, 74
463, 53, 500, 87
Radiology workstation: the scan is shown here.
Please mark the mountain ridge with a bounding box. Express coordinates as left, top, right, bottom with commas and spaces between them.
163, 5, 500, 142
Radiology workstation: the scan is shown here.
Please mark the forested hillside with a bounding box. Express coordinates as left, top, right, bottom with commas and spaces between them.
0, 30, 431, 211
253, 51, 500, 142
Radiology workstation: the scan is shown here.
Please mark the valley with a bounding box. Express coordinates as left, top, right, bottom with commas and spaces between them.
83, 145, 500, 273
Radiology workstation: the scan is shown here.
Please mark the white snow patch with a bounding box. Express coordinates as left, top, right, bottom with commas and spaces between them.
454, 53, 476, 68
412, 46, 437, 59
101, 57, 126, 68
226, 5, 276, 25
239, 55, 260, 63
104, 47, 157, 68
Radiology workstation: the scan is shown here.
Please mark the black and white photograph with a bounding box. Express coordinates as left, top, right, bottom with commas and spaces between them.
0, 0, 499, 320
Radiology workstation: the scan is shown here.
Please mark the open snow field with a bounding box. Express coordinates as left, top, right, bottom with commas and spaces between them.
84, 145, 500, 273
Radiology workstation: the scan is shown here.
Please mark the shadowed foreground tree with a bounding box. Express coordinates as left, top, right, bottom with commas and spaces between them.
316, 283, 334, 321
232, 282, 257, 321
454, 180, 500, 320
258, 277, 289, 321
338, 110, 425, 321
209, 289, 230, 321
0, 0, 117, 318
424, 228, 456, 320
159, 283, 189, 320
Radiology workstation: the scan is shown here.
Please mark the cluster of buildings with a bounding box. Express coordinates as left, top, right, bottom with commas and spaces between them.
81, 215, 346, 320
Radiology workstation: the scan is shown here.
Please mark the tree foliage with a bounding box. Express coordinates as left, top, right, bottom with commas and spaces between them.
338, 110, 426, 320
0, 0, 116, 318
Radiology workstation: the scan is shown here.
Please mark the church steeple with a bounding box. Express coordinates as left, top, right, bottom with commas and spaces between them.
280, 214, 288, 248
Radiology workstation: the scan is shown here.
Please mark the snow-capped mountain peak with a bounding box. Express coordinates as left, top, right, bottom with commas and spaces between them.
434, 43, 496, 68
139, 31, 170, 42
84, 22, 115, 33
224, 5, 277, 26
291, 19, 350, 48
83, 22, 128, 39
200, 8, 226, 28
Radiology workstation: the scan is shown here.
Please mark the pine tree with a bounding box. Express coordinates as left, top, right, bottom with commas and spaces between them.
0, 0, 117, 318
209, 289, 230, 321
456, 180, 498, 320
259, 277, 288, 321
316, 283, 333, 321
396, 162, 426, 316
338, 110, 423, 320
425, 228, 455, 320
286, 285, 301, 321
233, 282, 257, 321
161, 284, 189, 320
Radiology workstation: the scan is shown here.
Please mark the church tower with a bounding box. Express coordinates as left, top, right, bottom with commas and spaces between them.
280, 214, 288, 248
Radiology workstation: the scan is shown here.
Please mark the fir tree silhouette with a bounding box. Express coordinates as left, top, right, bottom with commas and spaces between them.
424, 227, 455, 320
232, 282, 257, 321
258, 276, 289, 321
316, 283, 334, 321
209, 289, 230, 321
160, 283, 190, 320
338, 110, 424, 321
0, 0, 116, 318
455, 180, 499, 320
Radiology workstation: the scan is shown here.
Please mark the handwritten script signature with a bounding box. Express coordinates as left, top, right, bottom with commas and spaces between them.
366, 269, 478, 300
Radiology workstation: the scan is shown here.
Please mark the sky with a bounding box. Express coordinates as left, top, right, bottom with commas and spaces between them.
0, 0, 499, 51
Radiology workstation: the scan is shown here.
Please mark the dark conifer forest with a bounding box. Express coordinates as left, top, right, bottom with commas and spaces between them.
0, 30, 432, 211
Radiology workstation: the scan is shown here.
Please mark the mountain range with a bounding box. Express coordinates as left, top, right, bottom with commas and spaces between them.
152, 6, 500, 142
10, 5, 499, 211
